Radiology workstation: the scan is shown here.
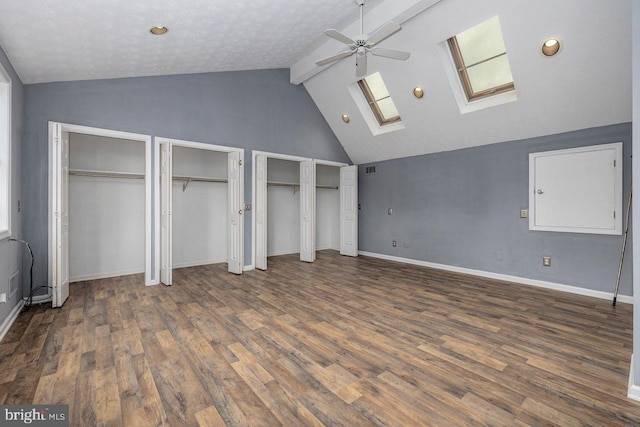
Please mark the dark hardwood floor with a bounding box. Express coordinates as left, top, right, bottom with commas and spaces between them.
0, 250, 639, 426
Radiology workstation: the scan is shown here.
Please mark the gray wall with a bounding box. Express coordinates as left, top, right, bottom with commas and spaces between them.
23, 69, 350, 288
0, 44, 23, 327
359, 122, 633, 296
631, 0, 639, 386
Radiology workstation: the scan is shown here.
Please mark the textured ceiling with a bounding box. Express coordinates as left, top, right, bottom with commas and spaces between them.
0, 0, 383, 84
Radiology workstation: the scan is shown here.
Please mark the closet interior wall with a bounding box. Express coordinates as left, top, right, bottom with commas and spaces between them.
267, 158, 300, 256
68, 133, 145, 282
171, 146, 228, 268
316, 164, 340, 251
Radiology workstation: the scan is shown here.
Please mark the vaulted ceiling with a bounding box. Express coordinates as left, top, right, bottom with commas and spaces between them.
0, 0, 631, 164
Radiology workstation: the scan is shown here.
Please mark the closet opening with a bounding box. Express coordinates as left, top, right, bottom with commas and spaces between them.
158, 139, 244, 285
49, 122, 152, 308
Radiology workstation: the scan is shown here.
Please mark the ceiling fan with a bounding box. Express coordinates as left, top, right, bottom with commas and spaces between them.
315, 0, 410, 78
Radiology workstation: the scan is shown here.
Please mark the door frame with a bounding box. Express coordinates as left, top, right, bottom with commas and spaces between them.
314, 160, 358, 257
250, 150, 313, 270
48, 122, 153, 300
154, 137, 244, 283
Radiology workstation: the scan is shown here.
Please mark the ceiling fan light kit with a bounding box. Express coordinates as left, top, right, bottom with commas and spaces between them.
315, 0, 411, 78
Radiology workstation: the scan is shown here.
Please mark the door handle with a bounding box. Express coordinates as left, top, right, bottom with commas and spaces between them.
537, 189, 544, 194
238, 209, 243, 215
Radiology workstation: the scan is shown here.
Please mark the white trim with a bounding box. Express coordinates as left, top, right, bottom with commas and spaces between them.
359, 251, 634, 304
251, 150, 313, 268
0, 300, 24, 343
0, 60, 11, 240
48, 122, 153, 293
171, 259, 226, 269
70, 267, 145, 283
528, 142, 623, 235
314, 159, 349, 168
267, 249, 300, 257
629, 355, 640, 402
154, 137, 244, 281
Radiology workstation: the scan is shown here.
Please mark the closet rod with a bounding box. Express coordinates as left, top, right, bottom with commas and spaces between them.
317, 185, 339, 190
173, 175, 228, 191
69, 169, 145, 179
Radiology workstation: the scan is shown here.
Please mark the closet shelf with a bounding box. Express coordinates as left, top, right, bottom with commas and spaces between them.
69, 169, 145, 179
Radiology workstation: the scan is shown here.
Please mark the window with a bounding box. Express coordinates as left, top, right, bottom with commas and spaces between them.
448, 16, 514, 101
0, 62, 10, 239
357, 72, 401, 126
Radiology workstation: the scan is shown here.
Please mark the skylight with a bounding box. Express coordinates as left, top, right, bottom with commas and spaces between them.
448, 16, 514, 101
357, 72, 401, 126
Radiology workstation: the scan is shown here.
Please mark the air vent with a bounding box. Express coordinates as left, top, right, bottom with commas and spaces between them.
365, 165, 377, 175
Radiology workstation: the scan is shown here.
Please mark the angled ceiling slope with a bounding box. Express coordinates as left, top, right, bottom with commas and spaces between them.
294, 0, 632, 165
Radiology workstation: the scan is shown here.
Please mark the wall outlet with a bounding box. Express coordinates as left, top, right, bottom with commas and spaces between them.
520, 209, 528, 218
392, 240, 397, 247
542, 256, 551, 267
388, 208, 393, 215
0, 292, 6, 304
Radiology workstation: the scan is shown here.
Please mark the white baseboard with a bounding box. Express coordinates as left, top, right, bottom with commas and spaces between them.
359, 251, 634, 305
172, 259, 226, 269
70, 267, 145, 283
0, 300, 25, 343
316, 245, 340, 252
267, 249, 299, 257
628, 355, 640, 402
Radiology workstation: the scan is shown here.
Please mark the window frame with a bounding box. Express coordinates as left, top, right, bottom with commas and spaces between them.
0, 61, 11, 240
357, 75, 402, 126
447, 23, 515, 102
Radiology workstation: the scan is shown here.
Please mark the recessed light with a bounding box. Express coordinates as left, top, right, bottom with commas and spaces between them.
150, 26, 168, 35
342, 114, 350, 123
413, 87, 424, 99
541, 38, 560, 56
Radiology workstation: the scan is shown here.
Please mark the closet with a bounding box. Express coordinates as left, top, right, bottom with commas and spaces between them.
315, 163, 341, 252
68, 133, 146, 282
253, 153, 357, 270
159, 139, 244, 286
171, 146, 228, 268
266, 158, 302, 257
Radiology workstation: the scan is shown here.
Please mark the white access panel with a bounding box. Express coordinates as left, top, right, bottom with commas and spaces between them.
529, 142, 623, 235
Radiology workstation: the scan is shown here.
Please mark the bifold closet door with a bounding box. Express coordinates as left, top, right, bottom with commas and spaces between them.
160, 141, 173, 285
300, 160, 315, 262
227, 151, 243, 274
255, 154, 267, 270
51, 123, 70, 308
340, 165, 358, 257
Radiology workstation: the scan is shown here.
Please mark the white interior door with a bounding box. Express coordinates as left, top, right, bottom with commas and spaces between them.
255, 154, 268, 270
300, 160, 316, 262
52, 124, 70, 308
340, 165, 358, 257
160, 141, 173, 285
227, 151, 243, 274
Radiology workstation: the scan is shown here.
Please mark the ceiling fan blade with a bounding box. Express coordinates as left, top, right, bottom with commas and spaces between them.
367, 21, 401, 46
315, 49, 355, 67
324, 29, 356, 45
371, 47, 410, 61
356, 53, 367, 78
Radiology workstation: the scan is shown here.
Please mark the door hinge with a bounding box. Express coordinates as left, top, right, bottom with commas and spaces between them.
238, 160, 243, 166
614, 160, 617, 167
614, 210, 616, 219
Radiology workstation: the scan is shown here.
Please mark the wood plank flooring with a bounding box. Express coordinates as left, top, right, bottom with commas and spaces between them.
1, 250, 639, 426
